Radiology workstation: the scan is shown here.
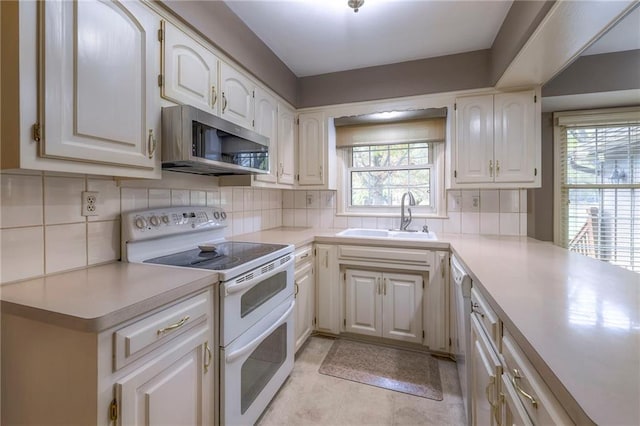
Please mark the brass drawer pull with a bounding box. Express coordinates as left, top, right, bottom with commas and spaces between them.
204, 341, 212, 373
299, 253, 310, 260
512, 368, 538, 409
211, 85, 218, 108
147, 129, 157, 159
157, 315, 190, 335
294, 282, 299, 297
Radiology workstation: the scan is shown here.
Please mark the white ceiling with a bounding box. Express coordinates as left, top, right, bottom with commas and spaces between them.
582, 5, 640, 56
224, 0, 513, 77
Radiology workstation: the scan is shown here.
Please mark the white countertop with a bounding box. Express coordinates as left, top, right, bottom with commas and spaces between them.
0, 262, 218, 332
233, 227, 640, 426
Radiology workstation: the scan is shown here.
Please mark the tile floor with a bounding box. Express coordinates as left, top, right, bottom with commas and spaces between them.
257, 336, 466, 426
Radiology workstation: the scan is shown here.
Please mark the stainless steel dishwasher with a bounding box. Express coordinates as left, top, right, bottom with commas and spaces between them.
451, 254, 472, 426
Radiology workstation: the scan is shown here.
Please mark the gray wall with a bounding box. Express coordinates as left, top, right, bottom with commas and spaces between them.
160, 0, 556, 108
528, 112, 555, 241
542, 49, 640, 97
297, 50, 491, 108
159, 0, 298, 105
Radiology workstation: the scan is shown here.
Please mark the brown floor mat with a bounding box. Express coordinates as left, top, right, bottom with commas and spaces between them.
318, 339, 443, 400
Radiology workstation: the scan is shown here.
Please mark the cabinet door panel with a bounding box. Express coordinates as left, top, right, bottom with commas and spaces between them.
494, 92, 536, 183
117, 326, 211, 426
162, 21, 219, 114
298, 112, 325, 185
277, 104, 296, 185
220, 62, 254, 129
346, 269, 382, 337
425, 251, 449, 352
41, 0, 159, 169
455, 96, 494, 183
315, 245, 340, 334
471, 316, 501, 426
382, 272, 422, 342
294, 262, 314, 351
254, 89, 278, 183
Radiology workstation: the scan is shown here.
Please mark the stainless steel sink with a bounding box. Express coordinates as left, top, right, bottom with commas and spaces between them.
337, 228, 438, 241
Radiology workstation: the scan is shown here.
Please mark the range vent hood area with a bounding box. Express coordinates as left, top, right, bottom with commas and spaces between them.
161, 105, 270, 176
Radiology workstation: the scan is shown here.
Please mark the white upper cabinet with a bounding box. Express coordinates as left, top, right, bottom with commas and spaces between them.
161, 20, 219, 114
220, 62, 255, 129
277, 103, 296, 186
453, 90, 540, 188
39, 0, 160, 172
455, 95, 495, 184
254, 88, 279, 183
297, 112, 326, 186
494, 92, 536, 183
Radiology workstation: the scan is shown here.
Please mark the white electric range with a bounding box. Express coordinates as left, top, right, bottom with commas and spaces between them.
122, 206, 295, 425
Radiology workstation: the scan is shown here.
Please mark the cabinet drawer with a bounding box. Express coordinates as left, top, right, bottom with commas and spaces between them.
114, 291, 210, 370
295, 245, 313, 266
501, 330, 574, 425
338, 245, 430, 266
471, 287, 500, 349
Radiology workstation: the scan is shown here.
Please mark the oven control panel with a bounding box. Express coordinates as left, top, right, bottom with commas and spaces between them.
122, 206, 228, 242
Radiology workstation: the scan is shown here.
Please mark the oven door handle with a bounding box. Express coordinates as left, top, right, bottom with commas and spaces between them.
225, 300, 295, 363
224, 256, 294, 296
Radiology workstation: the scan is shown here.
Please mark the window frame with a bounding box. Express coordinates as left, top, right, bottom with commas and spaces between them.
337, 140, 446, 217
553, 107, 640, 272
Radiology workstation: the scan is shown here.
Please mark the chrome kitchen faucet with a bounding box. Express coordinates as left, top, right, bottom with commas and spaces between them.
400, 191, 416, 231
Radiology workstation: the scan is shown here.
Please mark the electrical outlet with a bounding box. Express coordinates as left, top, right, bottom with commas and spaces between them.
82, 191, 99, 216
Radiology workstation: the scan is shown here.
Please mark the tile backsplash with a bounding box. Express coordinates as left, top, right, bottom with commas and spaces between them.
281, 189, 527, 237
0, 171, 282, 284
1, 168, 526, 284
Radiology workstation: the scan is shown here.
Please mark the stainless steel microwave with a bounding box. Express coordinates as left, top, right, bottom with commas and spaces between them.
161, 105, 269, 175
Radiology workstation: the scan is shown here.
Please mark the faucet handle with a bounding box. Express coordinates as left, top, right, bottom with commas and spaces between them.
422, 225, 429, 233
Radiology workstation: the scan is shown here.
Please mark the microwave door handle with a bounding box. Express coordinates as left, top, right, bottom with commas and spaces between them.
225, 300, 295, 363
224, 256, 294, 296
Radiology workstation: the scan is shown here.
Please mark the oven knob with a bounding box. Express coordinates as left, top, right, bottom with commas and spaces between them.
213, 211, 220, 220
135, 217, 147, 229
149, 215, 160, 227
220, 211, 227, 220
162, 215, 170, 224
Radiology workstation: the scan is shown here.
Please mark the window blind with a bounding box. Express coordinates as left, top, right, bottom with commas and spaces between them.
557, 109, 640, 272
335, 117, 445, 148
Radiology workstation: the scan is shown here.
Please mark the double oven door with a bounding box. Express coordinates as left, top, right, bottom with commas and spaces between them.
220, 254, 295, 425
221, 297, 295, 425
220, 255, 294, 346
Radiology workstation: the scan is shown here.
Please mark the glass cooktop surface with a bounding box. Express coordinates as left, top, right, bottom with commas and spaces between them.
143, 241, 287, 271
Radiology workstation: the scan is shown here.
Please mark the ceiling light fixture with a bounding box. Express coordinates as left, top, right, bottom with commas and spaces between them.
348, 0, 364, 13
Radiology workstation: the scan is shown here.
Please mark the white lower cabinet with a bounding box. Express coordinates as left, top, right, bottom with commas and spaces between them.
315, 244, 340, 334
424, 250, 450, 352
468, 287, 574, 426
470, 315, 502, 426
1, 289, 215, 425
345, 269, 423, 343
294, 259, 315, 351
501, 374, 534, 426
116, 326, 212, 425
500, 329, 573, 425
